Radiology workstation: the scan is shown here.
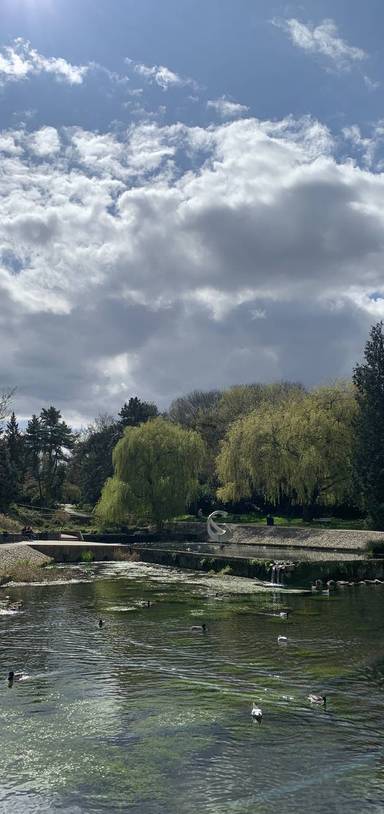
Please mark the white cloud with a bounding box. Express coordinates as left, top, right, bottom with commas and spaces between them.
274, 18, 366, 71
126, 57, 197, 90
0, 114, 383, 419
29, 127, 61, 157
207, 96, 249, 119
0, 132, 22, 155
0, 38, 88, 85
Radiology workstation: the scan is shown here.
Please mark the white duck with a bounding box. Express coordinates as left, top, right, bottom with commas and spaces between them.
251, 702, 263, 724
278, 635, 288, 644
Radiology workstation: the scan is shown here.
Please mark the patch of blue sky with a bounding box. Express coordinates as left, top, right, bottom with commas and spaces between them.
1, 0, 383, 144
0, 249, 25, 275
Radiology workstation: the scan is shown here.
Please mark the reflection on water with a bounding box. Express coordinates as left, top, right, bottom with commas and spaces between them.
1, 561, 384, 813
144, 540, 368, 561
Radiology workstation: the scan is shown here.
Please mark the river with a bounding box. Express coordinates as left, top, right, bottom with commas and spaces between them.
1, 561, 384, 813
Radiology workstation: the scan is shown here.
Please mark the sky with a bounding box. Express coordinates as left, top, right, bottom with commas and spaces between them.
1, 0, 384, 425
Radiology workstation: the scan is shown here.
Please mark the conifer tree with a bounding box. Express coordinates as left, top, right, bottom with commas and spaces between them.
118, 397, 158, 428
353, 322, 384, 528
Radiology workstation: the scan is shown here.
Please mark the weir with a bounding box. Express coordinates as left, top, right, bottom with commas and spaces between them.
9, 520, 384, 588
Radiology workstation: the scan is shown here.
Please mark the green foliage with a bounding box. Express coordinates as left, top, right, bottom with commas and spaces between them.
68, 416, 120, 506
80, 550, 95, 562
216, 382, 306, 430
217, 383, 357, 518
353, 322, 384, 529
0, 512, 22, 532
96, 417, 205, 529
118, 397, 159, 428
0, 439, 17, 511
169, 383, 307, 499
168, 390, 222, 428
366, 539, 384, 557
23, 407, 75, 505
68, 399, 160, 507
94, 477, 132, 526
217, 564, 232, 576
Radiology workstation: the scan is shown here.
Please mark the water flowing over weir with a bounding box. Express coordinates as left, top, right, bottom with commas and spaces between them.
271, 563, 284, 586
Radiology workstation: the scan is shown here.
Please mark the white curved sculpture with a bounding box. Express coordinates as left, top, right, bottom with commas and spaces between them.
207, 510, 233, 542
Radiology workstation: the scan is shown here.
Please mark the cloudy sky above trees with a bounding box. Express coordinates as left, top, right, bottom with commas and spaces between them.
1, 0, 384, 424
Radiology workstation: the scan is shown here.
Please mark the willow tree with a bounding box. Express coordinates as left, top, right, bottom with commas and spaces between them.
96, 417, 205, 529
217, 384, 356, 519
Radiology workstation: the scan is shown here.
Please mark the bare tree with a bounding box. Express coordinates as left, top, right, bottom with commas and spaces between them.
0, 388, 15, 429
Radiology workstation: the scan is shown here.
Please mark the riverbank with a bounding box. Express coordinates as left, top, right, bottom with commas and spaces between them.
0, 544, 88, 585
3, 520, 384, 551
230, 524, 384, 551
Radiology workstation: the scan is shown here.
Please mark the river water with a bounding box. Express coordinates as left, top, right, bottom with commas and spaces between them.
1, 561, 384, 813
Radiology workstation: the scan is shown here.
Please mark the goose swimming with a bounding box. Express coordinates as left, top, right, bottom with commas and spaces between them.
191, 623, 207, 632
7, 671, 28, 684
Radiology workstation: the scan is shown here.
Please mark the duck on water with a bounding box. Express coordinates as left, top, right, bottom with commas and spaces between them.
7, 671, 28, 685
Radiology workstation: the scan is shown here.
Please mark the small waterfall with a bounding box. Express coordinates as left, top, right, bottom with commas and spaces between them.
270, 563, 284, 586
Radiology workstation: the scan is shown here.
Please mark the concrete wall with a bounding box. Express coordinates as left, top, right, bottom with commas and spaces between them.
133, 546, 384, 586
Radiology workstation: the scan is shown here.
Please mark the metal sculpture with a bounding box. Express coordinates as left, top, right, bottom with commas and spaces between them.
207, 510, 233, 542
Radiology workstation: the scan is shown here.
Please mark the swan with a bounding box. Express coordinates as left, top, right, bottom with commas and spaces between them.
278, 635, 288, 644
308, 694, 326, 706
251, 702, 263, 724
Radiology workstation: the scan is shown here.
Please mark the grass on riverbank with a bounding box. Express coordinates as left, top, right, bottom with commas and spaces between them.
0, 506, 367, 535
177, 513, 367, 530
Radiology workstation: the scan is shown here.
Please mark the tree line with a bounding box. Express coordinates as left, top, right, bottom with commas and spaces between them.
1, 323, 384, 528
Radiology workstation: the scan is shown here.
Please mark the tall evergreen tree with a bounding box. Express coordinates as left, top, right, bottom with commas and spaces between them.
118, 397, 158, 428
5, 412, 25, 494
0, 438, 17, 512
353, 322, 384, 528
24, 414, 43, 502
40, 407, 76, 503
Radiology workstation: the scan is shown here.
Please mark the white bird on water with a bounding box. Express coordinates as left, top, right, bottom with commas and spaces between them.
278, 635, 288, 644
251, 703, 263, 724
308, 694, 327, 706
